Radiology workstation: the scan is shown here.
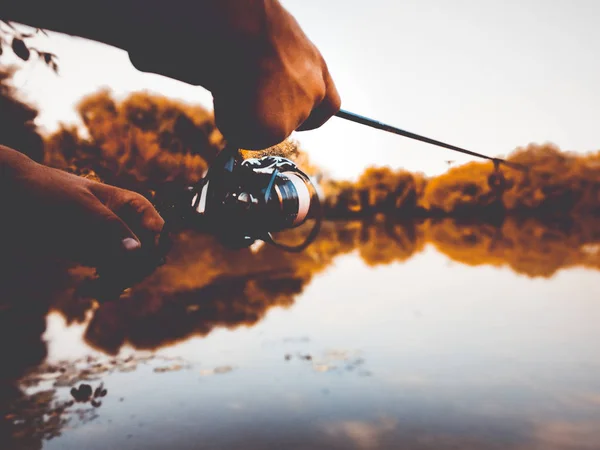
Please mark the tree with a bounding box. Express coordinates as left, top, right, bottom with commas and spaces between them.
0, 67, 44, 161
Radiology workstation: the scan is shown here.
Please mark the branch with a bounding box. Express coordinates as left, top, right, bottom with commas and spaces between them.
0, 22, 59, 73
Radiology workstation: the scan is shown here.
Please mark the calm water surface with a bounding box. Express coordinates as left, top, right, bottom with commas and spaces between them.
3, 220, 600, 450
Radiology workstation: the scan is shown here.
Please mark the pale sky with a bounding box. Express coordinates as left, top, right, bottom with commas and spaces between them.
5, 0, 600, 180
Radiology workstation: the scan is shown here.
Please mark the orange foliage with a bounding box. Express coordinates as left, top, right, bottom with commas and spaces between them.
44, 89, 224, 191
324, 167, 428, 215
422, 160, 499, 212
329, 144, 599, 217
503, 143, 600, 213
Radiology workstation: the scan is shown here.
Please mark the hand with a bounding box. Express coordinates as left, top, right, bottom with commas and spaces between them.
210, 0, 342, 149
127, 0, 341, 150
1, 146, 165, 269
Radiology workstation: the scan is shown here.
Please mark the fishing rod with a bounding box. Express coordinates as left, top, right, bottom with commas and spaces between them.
334, 109, 529, 172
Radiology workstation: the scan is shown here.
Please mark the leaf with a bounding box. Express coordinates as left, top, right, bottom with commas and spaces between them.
11, 38, 30, 61
2, 20, 18, 32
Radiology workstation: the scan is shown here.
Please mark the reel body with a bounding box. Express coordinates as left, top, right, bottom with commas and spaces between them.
156, 145, 323, 252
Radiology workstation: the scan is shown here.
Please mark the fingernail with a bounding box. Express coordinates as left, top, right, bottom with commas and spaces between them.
121, 238, 141, 251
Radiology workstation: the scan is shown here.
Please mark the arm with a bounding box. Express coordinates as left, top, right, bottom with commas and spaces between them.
1, 0, 341, 149
0, 0, 264, 89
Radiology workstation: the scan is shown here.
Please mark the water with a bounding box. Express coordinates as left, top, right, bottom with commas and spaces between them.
2, 218, 600, 450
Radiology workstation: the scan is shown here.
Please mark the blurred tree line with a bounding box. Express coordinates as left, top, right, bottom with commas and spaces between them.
323, 145, 600, 218
1, 62, 599, 217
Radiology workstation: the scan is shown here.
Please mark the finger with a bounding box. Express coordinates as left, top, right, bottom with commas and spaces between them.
76, 196, 170, 294
46, 194, 143, 270
296, 67, 342, 132
90, 184, 165, 237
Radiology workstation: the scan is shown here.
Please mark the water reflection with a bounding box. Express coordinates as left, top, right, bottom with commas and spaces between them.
1, 217, 600, 449
2, 217, 599, 363
79, 216, 600, 354
1, 353, 192, 449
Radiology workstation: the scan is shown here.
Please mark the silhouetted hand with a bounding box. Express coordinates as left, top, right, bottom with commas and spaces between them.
1, 145, 164, 268
127, 0, 341, 150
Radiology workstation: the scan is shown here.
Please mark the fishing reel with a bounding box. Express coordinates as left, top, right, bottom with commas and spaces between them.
156, 145, 324, 253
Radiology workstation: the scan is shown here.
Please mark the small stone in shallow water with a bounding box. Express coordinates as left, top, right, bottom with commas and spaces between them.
200, 366, 234, 376
153, 364, 185, 373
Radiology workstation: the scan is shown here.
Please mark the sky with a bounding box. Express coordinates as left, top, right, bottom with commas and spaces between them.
4, 0, 600, 180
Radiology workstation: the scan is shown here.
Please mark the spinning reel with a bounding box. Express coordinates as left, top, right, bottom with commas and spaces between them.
155, 145, 324, 254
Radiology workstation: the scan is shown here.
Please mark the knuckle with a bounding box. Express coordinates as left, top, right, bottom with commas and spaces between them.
118, 189, 150, 210
329, 89, 342, 112
129, 191, 151, 208
261, 121, 290, 147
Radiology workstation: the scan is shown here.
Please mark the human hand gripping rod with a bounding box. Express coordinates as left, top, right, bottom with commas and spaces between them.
334, 109, 529, 172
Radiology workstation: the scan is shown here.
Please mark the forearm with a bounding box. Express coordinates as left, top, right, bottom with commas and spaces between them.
0, 1, 135, 50
0, 146, 34, 191
0, 0, 283, 88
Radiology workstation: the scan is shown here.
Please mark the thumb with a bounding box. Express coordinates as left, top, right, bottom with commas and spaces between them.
83, 201, 143, 263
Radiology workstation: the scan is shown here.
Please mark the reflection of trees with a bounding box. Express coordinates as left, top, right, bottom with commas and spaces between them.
23, 216, 595, 355
358, 219, 426, 267
1, 214, 599, 359
427, 217, 600, 276
79, 220, 358, 353
84, 272, 306, 354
